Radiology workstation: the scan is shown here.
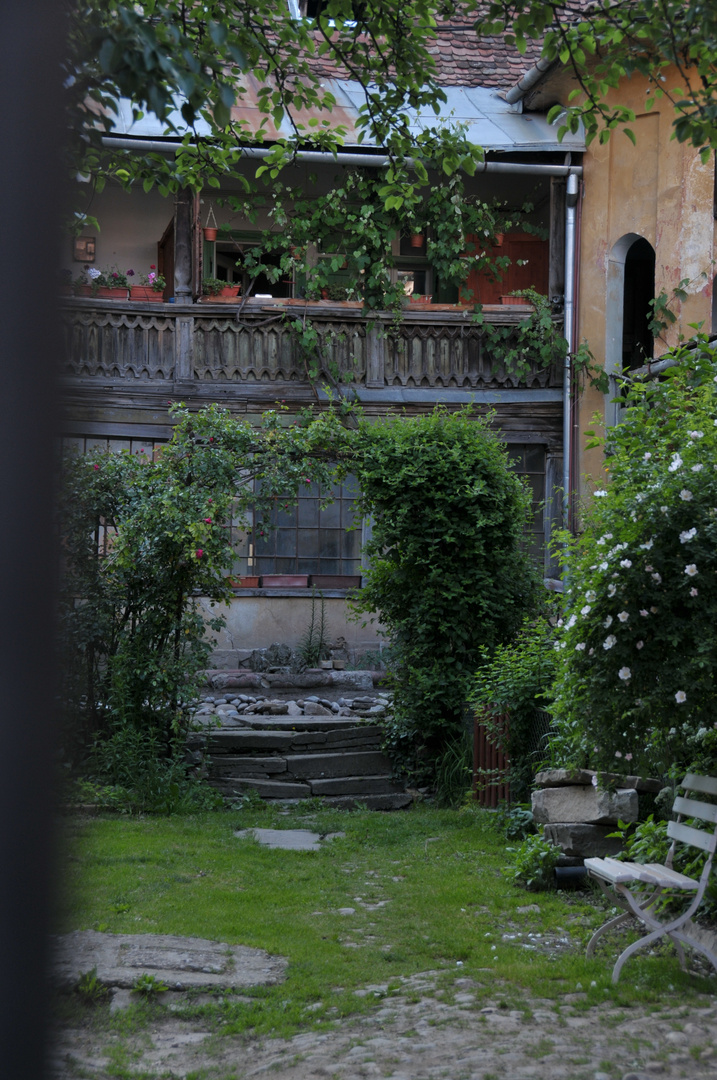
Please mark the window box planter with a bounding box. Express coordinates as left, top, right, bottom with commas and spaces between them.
309, 574, 361, 589
95, 286, 129, 299
227, 575, 260, 588
260, 574, 309, 588
129, 285, 162, 301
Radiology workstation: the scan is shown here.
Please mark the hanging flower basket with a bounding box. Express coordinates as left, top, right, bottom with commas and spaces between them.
203, 203, 218, 242
410, 232, 425, 249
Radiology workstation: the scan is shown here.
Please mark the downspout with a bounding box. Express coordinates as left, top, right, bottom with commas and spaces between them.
563, 172, 579, 530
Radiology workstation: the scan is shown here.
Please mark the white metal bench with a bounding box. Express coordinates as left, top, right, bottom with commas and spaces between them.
585, 772, 717, 983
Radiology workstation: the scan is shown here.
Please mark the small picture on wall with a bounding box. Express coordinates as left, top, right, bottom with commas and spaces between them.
73, 236, 96, 262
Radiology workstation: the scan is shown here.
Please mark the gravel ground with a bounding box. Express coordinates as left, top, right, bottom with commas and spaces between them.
52, 969, 717, 1080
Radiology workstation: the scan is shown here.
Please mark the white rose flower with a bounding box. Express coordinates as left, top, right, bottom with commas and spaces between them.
566, 614, 577, 630
651, 572, 662, 583
594, 490, 608, 497
688, 430, 704, 439
636, 640, 644, 649
575, 642, 586, 651
680, 489, 693, 501
608, 584, 617, 597
668, 454, 682, 472
691, 464, 703, 472
679, 528, 697, 543
685, 564, 698, 576
618, 667, 631, 681
603, 634, 617, 650
690, 587, 699, 597
617, 611, 629, 622
640, 539, 654, 550
675, 690, 687, 704
599, 561, 608, 571
639, 609, 648, 617
643, 452, 652, 461
585, 591, 596, 602
620, 559, 632, 568
581, 605, 592, 616
603, 615, 613, 628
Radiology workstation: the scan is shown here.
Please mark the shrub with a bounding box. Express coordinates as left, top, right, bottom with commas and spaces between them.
352, 407, 540, 779
508, 834, 561, 891
550, 335, 717, 778
470, 613, 557, 801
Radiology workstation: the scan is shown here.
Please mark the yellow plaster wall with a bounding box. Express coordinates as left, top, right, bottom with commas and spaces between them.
576, 68, 715, 493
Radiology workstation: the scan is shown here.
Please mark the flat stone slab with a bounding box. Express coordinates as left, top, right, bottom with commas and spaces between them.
235, 828, 345, 851
535, 769, 663, 793
52, 931, 287, 990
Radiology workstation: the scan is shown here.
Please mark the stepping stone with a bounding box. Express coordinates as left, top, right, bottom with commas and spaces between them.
234, 828, 345, 851
52, 931, 287, 990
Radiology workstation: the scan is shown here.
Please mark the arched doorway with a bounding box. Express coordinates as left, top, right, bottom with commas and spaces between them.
604, 234, 656, 426
622, 238, 655, 369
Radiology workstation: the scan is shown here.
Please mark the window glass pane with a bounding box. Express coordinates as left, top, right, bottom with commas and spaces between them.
276, 529, 297, 557
320, 530, 341, 559
319, 500, 341, 527
297, 529, 319, 557
298, 499, 319, 527
319, 558, 340, 574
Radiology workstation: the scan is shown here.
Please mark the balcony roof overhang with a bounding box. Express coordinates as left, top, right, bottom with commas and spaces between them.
106, 77, 585, 157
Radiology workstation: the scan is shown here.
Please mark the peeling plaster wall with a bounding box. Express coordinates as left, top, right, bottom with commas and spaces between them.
576, 67, 715, 494
197, 594, 383, 655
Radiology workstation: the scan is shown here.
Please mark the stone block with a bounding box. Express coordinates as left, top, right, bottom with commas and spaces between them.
543, 823, 623, 858
213, 777, 311, 799
209, 756, 287, 777
324, 793, 413, 811
285, 750, 392, 780
532, 785, 638, 825
310, 775, 403, 796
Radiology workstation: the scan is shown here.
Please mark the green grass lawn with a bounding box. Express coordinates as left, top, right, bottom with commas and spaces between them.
57, 800, 716, 1040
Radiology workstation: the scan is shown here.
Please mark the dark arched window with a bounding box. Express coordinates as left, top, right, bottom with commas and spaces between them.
622, 237, 655, 370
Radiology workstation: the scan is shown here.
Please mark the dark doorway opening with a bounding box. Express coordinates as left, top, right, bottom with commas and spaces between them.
622, 237, 655, 369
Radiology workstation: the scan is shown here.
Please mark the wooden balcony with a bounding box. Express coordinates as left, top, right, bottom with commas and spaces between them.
61, 296, 562, 391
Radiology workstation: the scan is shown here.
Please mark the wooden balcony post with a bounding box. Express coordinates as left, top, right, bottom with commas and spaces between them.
366, 319, 385, 388
174, 188, 193, 303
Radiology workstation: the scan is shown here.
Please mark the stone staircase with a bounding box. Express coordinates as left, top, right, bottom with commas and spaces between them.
188, 715, 412, 810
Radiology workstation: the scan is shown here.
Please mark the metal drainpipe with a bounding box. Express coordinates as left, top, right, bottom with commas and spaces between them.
563, 172, 579, 531
100, 136, 582, 177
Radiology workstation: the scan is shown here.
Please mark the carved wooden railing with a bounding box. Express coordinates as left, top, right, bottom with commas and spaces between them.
61, 298, 562, 390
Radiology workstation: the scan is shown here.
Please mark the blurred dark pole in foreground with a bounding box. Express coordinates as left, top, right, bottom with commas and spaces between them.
0, 6, 66, 1079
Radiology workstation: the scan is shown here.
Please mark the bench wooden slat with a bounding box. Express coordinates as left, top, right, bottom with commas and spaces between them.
585, 857, 660, 885
667, 819, 717, 854
673, 795, 717, 825
639, 862, 700, 889
681, 773, 717, 797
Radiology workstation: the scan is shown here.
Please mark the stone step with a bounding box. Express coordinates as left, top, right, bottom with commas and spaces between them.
284, 751, 392, 780
192, 713, 406, 809
208, 775, 410, 806
310, 775, 406, 796
191, 726, 382, 756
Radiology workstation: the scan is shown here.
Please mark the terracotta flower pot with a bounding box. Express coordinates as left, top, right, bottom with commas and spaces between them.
219, 286, 240, 298
410, 233, 425, 248
260, 574, 309, 588
129, 285, 160, 301
95, 286, 128, 299
203, 227, 218, 242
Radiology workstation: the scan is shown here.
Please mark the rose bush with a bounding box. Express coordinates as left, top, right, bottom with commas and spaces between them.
549, 335, 717, 778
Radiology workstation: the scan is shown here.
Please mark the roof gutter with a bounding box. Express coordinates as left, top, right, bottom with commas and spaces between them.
100, 136, 582, 176
503, 57, 556, 105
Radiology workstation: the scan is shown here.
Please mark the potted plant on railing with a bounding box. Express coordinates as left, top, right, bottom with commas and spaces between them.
96, 267, 131, 298
128, 267, 166, 301
200, 277, 241, 302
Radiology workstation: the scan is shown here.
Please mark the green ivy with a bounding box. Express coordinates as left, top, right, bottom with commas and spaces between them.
351, 407, 540, 779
